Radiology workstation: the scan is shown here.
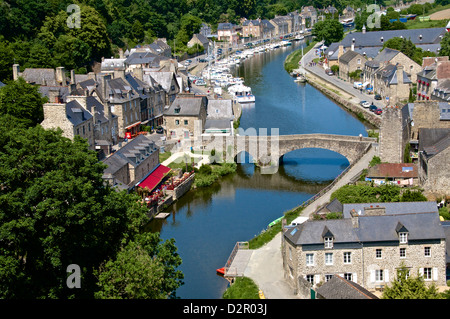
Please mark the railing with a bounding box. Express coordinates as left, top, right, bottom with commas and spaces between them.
224, 241, 249, 277
297, 143, 373, 210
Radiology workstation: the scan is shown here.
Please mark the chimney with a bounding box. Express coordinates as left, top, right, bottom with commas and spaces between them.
133, 66, 144, 81
100, 74, 111, 101
351, 38, 355, 51
55, 67, 66, 86
436, 60, 450, 80
113, 68, 126, 79
350, 209, 359, 228
397, 64, 404, 84
70, 69, 76, 85
48, 87, 62, 104
338, 45, 344, 59
119, 48, 124, 59
362, 24, 366, 34
12, 64, 20, 81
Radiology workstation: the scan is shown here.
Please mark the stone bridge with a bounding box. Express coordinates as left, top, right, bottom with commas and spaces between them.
192, 133, 376, 173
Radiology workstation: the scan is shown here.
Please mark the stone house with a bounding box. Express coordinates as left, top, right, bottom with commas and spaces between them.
288, 11, 302, 33
65, 92, 119, 157
242, 19, 263, 39
433, 79, 450, 102
217, 23, 241, 46
282, 201, 447, 296
300, 6, 318, 28
373, 63, 412, 105
418, 128, 450, 196
102, 134, 160, 191
143, 71, 180, 107
338, 50, 366, 82
261, 19, 276, 39
41, 88, 95, 150
187, 33, 210, 52
163, 94, 208, 140
270, 16, 290, 37
204, 99, 234, 136
417, 56, 450, 102
365, 163, 418, 186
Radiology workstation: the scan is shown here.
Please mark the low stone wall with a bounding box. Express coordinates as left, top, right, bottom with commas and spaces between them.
305, 73, 381, 128
173, 173, 195, 200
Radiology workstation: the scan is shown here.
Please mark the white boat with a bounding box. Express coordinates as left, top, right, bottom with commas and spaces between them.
295, 74, 307, 83
228, 84, 255, 103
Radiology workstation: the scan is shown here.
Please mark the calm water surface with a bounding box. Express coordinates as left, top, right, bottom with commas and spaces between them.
149, 41, 369, 299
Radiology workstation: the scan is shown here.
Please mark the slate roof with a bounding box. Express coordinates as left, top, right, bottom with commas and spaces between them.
164, 95, 206, 116
243, 19, 261, 26
316, 275, 378, 299
373, 47, 401, 63
377, 64, 412, 84
124, 51, 168, 68
218, 23, 235, 30
103, 134, 158, 175
419, 127, 450, 157
285, 210, 444, 246
21, 68, 58, 86
342, 201, 438, 218
143, 71, 178, 93
65, 100, 93, 126
338, 50, 363, 64
207, 99, 234, 119
340, 28, 446, 48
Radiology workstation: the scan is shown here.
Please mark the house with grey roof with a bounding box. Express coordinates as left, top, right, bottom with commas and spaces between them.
417, 56, 450, 102
163, 94, 207, 140
282, 202, 448, 296
204, 99, 234, 136
418, 127, 450, 195
315, 275, 378, 299
102, 134, 160, 191
143, 71, 180, 106
338, 50, 366, 82
187, 33, 210, 52
41, 87, 95, 150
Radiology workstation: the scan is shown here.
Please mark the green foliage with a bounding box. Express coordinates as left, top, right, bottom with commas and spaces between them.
369, 156, 381, 167
312, 19, 344, 46
400, 189, 428, 202
440, 32, 450, 58
95, 233, 183, 299
0, 78, 46, 128
383, 37, 434, 65
0, 124, 182, 298
222, 277, 260, 299
382, 265, 443, 299
439, 207, 450, 220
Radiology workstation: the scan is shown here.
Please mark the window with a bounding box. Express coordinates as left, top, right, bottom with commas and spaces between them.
376, 249, 382, 259
306, 254, 314, 266
400, 247, 406, 258
344, 273, 353, 281
325, 253, 333, 265
175, 120, 180, 125
325, 274, 333, 282
375, 270, 383, 282
82, 125, 85, 135
423, 268, 432, 280
424, 247, 431, 257
343, 252, 351, 264
399, 232, 408, 244
357, 58, 361, 64
306, 274, 314, 285
289, 247, 292, 260
184, 120, 189, 125
324, 237, 333, 249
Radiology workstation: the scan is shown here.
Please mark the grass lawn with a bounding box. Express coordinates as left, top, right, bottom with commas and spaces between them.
284, 40, 318, 73
405, 19, 448, 29
222, 277, 260, 299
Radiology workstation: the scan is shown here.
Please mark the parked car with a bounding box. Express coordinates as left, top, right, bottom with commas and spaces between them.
359, 100, 367, 106
156, 126, 164, 134
325, 69, 333, 76
369, 104, 378, 112
374, 94, 382, 100
375, 108, 383, 115
361, 101, 371, 108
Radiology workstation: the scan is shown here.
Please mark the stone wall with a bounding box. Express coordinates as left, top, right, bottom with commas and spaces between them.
411, 101, 450, 139
379, 106, 404, 163
422, 146, 450, 196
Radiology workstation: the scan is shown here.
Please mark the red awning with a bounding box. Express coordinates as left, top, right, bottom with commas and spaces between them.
137, 164, 171, 192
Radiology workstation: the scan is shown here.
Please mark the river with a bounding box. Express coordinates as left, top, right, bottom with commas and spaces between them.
148, 41, 370, 299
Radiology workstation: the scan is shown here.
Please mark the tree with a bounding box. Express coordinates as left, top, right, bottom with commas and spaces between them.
312, 19, 344, 46
0, 124, 183, 298
382, 265, 443, 299
95, 233, 183, 299
440, 32, 450, 58
0, 77, 46, 127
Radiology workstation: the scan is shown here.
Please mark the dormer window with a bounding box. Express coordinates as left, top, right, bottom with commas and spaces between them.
324, 237, 333, 249
399, 232, 408, 244
322, 226, 334, 249
396, 222, 409, 244
174, 105, 181, 114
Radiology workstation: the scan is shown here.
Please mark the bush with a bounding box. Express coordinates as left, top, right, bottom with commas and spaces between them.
199, 164, 212, 175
